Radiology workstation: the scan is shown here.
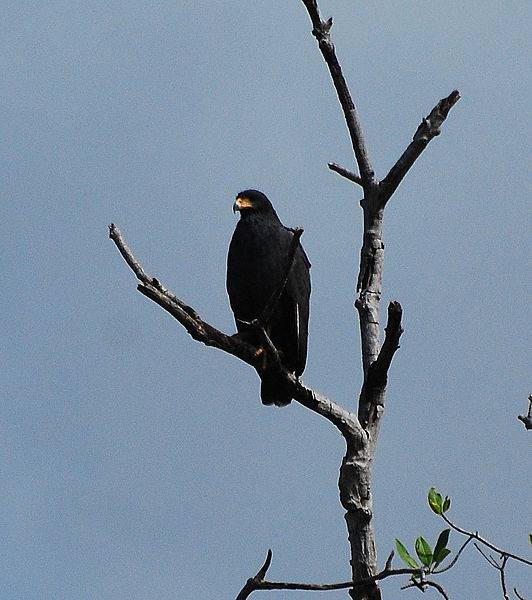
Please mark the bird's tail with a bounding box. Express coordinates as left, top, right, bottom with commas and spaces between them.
260, 371, 292, 407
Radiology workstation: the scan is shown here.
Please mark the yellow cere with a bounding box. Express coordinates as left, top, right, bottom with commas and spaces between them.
236, 196, 254, 209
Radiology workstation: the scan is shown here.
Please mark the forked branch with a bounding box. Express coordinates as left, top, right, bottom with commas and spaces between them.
441, 513, 532, 568
474, 548, 510, 600
235, 549, 446, 599
401, 579, 450, 600
301, 0, 374, 186
302, 1, 459, 204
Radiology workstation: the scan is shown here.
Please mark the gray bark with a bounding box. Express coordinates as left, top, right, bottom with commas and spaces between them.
300, 2, 457, 598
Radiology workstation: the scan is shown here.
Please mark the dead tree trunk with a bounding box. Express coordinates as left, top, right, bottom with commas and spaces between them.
301, 3, 458, 598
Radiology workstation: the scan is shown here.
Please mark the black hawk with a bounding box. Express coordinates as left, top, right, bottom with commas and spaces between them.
226, 190, 311, 406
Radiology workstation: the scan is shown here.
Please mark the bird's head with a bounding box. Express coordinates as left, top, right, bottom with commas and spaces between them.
233, 190, 275, 217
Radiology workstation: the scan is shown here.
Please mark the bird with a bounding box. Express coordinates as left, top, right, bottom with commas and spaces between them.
226, 189, 311, 406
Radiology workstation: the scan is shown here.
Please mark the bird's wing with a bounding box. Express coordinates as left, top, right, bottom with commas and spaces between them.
285, 244, 311, 375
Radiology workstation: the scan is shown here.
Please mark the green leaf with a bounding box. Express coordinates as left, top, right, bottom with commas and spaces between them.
442, 496, 451, 513
433, 548, 451, 567
433, 528, 450, 561
428, 487, 443, 515
415, 536, 433, 567
395, 539, 420, 569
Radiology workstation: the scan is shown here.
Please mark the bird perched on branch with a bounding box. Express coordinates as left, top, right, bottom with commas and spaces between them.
226, 190, 311, 406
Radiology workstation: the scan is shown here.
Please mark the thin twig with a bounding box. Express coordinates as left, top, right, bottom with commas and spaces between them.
235, 550, 274, 600
384, 551, 394, 571
423, 580, 451, 600
475, 548, 512, 600
403, 579, 451, 600
474, 543, 502, 569
514, 588, 528, 600
256, 549, 273, 580
442, 514, 532, 567
109, 223, 152, 284
301, 0, 375, 185
500, 555, 510, 600
433, 535, 474, 574
328, 162, 363, 186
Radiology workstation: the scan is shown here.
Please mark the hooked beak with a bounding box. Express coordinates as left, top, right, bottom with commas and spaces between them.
232, 196, 253, 214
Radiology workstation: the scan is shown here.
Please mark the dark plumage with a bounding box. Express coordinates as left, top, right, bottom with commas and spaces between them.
226, 190, 311, 406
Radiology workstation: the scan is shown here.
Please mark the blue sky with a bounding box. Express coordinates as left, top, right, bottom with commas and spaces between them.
2, 1, 530, 598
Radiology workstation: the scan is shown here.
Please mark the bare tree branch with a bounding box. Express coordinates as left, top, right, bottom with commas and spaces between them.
236, 550, 273, 600
517, 395, 532, 430
500, 556, 510, 600
109, 223, 152, 284
402, 579, 450, 600
475, 547, 512, 600
359, 301, 403, 432
423, 580, 451, 600
110, 224, 364, 441
328, 162, 364, 186
301, 0, 375, 185
371, 301, 404, 382
235, 548, 425, 599
474, 543, 502, 569
379, 90, 460, 204
255, 549, 273, 580
514, 588, 529, 600
110, 225, 255, 361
